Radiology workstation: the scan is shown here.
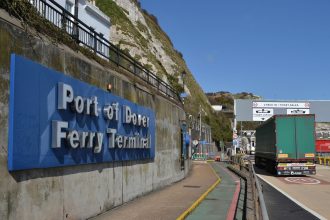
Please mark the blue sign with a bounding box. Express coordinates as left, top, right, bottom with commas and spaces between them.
8, 54, 155, 171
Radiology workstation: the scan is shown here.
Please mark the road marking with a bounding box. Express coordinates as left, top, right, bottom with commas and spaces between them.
284, 177, 321, 185
257, 174, 327, 220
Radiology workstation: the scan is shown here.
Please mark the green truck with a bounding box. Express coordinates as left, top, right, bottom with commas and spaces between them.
255, 114, 316, 175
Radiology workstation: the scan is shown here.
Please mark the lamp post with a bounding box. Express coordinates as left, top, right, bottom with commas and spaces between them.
180, 71, 187, 105
181, 71, 186, 93
180, 71, 187, 165
199, 105, 206, 159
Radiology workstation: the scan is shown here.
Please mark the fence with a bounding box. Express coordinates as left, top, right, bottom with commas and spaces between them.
249, 162, 269, 220
230, 155, 269, 220
28, 0, 179, 101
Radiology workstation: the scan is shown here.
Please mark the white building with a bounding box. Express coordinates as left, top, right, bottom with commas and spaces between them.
211, 105, 223, 112
31, 0, 111, 57
59, 0, 110, 40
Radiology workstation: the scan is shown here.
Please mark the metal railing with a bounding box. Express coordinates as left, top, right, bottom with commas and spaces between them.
249, 162, 269, 220
28, 0, 179, 101
230, 155, 269, 220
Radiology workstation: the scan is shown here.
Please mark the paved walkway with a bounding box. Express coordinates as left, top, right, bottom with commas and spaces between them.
186, 162, 239, 220
91, 161, 218, 220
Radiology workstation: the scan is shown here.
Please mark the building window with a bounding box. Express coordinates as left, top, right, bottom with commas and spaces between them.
65, 1, 74, 15
65, 1, 74, 34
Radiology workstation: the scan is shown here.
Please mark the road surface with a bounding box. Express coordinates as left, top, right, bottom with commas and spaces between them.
256, 164, 330, 219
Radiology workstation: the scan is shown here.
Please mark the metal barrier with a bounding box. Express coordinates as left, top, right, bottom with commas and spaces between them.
27, 0, 179, 101
249, 162, 269, 220
230, 155, 269, 220
191, 153, 206, 161
316, 156, 330, 165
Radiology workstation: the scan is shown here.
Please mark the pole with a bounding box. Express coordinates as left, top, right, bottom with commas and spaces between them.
199, 105, 202, 157
73, 0, 79, 41
233, 99, 237, 156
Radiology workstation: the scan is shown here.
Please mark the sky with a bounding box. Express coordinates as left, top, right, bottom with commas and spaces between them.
139, 0, 330, 100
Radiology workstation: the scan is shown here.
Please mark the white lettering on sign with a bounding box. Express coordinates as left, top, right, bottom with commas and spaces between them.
52, 82, 152, 153
103, 103, 119, 121
52, 121, 105, 153
123, 106, 149, 127
252, 108, 273, 121
286, 109, 310, 115
57, 83, 99, 116
253, 102, 310, 109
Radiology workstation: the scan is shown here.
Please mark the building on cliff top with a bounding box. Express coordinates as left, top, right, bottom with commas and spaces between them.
30, 0, 111, 57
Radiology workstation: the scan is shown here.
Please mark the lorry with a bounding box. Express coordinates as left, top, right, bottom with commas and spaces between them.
315, 130, 330, 156
255, 114, 316, 175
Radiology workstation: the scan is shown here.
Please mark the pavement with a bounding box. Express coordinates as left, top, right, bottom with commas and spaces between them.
91, 161, 218, 220
255, 164, 330, 219
186, 162, 240, 220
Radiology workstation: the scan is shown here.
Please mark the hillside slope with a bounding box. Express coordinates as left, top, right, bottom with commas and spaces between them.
206, 91, 262, 132
207, 91, 261, 111
96, 0, 231, 142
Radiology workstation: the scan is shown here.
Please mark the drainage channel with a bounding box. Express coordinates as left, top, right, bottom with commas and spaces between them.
235, 178, 247, 220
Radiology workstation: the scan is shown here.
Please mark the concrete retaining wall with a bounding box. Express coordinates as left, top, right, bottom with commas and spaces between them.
0, 10, 190, 220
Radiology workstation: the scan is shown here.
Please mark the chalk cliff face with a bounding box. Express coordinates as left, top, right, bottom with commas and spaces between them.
96, 0, 191, 93
112, 0, 176, 76
96, 0, 233, 142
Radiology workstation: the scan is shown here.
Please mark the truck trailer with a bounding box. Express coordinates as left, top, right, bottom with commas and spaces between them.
255, 114, 316, 175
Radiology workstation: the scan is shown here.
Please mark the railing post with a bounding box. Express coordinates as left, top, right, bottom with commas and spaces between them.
73, 0, 79, 42
61, 11, 66, 31
116, 47, 120, 66
133, 60, 137, 74
43, 1, 46, 18
99, 33, 104, 54
92, 29, 97, 54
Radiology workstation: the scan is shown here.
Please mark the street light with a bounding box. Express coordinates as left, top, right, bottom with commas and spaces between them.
180, 71, 187, 105
181, 71, 186, 92
199, 105, 207, 159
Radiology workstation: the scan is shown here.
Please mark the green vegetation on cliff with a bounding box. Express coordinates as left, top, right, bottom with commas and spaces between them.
95, 0, 232, 143
206, 91, 262, 133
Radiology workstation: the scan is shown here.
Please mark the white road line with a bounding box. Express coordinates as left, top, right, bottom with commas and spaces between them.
257, 174, 327, 220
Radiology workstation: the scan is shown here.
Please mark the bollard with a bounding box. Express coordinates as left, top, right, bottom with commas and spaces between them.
326, 157, 330, 166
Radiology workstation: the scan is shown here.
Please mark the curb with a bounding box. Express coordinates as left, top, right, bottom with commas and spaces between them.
226, 178, 240, 220
176, 163, 221, 220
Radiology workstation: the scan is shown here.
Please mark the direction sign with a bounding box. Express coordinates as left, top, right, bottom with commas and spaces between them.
253, 108, 273, 121
287, 109, 310, 115
252, 102, 310, 109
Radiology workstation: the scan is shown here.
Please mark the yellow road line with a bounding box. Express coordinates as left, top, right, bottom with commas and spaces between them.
176, 163, 221, 220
